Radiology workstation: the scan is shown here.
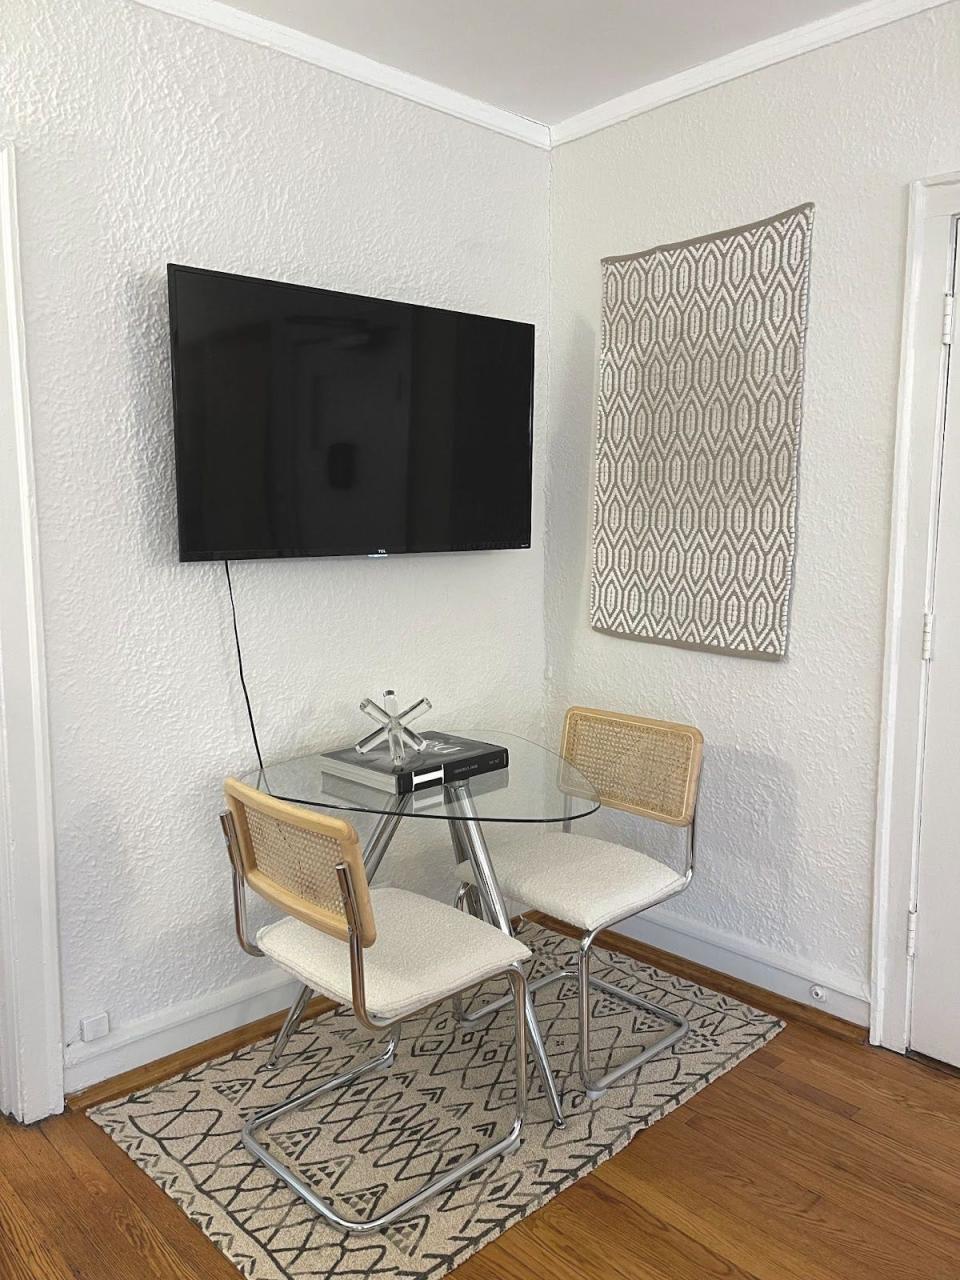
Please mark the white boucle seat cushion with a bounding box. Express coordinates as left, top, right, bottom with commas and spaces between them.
257, 887, 529, 1022
458, 831, 685, 933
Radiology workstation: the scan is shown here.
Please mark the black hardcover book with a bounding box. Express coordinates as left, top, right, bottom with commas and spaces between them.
317, 731, 509, 795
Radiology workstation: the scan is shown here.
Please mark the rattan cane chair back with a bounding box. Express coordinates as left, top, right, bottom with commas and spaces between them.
224, 778, 377, 946
560, 707, 703, 827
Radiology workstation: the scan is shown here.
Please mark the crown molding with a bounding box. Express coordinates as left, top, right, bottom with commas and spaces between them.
134, 0, 951, 152
549, 0, 953, 146
131, 0, 552, 149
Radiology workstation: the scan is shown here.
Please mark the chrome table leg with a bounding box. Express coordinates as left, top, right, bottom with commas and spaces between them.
449, 815, 486, 922
266, 982, 313, 1067
362, 792, 410, 881
445, 782, 566, 1129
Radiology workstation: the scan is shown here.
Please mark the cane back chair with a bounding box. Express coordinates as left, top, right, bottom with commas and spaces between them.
221, 778, 529, 1234
455, 708, 702, 1097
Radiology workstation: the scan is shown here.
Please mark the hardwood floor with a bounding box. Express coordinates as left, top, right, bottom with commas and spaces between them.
3, 934, 959, 1280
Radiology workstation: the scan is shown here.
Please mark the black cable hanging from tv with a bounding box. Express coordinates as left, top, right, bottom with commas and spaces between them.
224, 560, 264, 772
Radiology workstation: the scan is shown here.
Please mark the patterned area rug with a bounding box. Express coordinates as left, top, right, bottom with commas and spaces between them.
92, 925, 782, 1278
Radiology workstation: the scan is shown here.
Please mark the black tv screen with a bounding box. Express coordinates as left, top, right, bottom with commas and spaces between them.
168, 264, 534, 561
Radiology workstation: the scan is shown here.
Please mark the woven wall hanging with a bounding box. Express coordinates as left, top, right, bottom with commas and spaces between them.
591, 203, 814, 659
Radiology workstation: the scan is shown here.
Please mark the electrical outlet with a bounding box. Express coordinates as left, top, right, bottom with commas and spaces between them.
80, 1012, 110, 1043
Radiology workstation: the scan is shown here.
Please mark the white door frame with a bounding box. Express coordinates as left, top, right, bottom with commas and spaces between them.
0, 144, 63, 1121
872, 171, 960, 1052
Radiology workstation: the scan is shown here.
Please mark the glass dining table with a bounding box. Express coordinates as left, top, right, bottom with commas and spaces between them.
243, 730, 601, 1128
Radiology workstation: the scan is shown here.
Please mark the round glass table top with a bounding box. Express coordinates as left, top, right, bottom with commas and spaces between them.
242, 730, 601, 823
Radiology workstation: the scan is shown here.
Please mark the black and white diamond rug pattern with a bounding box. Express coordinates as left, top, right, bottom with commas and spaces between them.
92, 925, 782, 1278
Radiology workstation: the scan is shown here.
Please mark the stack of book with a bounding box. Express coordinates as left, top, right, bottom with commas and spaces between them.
318, 731, 508, 795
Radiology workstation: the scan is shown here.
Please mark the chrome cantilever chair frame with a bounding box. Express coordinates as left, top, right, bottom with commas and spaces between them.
454, 819, 694, 1097
453, 709, 702, 1099
221, 807, 528, 1235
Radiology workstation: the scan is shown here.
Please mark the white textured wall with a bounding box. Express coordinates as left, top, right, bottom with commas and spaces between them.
7, 0, 960, 1085
2, 0, 548, 1067
546, 5, 960, 1004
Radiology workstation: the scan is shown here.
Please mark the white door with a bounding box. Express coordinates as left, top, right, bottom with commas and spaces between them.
910, 211, 960, 1067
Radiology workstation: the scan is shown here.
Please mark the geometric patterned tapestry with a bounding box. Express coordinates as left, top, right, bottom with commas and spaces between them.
92, 924, 781, 1280
591, 204, 814, 659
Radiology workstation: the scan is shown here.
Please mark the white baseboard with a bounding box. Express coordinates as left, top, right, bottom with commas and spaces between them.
62, 907, 870, 1097
617, 906, 871, 1027
63, 968, 301, 1095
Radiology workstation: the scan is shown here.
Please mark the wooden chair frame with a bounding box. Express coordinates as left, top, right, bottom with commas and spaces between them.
560, 706, 703, 826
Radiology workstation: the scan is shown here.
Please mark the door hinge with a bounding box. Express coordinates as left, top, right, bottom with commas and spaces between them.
944, 293, 955, 346
907, 907, 918, 958
922, 610, 935, 661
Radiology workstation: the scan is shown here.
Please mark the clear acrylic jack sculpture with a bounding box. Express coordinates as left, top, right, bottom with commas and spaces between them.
354, 690, 432, 765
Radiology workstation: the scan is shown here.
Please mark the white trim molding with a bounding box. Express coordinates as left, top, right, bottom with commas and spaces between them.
63, 967, 301, 1093
133, 0, 952, 150
872, 172, 960, 1052
623, 905, 871, 1028
131, 0, 552, 148
550, 0, 952, 145
63, 905, 873, 1095
0, 145, 63, 1123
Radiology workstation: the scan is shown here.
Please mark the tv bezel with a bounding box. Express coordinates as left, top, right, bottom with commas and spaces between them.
167, 263, 535, 563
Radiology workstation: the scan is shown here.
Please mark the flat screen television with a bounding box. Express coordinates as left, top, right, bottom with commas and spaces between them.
168, 264, 534, 561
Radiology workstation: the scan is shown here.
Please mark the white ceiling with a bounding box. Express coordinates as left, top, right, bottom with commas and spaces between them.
220, 0, 880, 125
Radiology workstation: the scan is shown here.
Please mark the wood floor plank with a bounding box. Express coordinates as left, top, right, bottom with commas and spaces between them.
531, 1168, 763, 1280
779, 1021, 959, 1100
4, 939, 959, 1280
673, 1121, 959, 1280
70, 1111, 243, 1280
745, 1042, 960, 1162
771, 1025, 960, 1125
457, 1209, 598, 1280
0, 1119, 146, 1280
0, 1113, 224, 1280
0, 1164, 81, 1280
723, 1054, 960, 1211
502, 1199, 669, 1280
598, 1118, 937, 1280
40, 1111, 227, 1280
741, 1050, 860, 1119
682, 1069, 960, 1267
593, 1117, 844, 1280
